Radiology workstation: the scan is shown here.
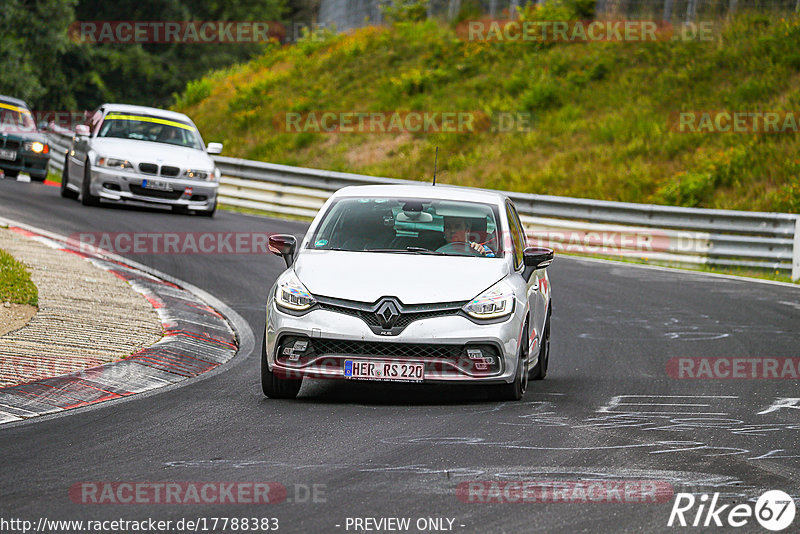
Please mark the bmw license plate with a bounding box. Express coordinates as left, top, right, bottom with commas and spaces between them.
344, 360, 424, 382
141, 179, 172, 191
0, 149, 16, 161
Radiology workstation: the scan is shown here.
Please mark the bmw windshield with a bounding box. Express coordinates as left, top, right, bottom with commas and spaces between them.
97, 112, 204, 150
308, 197, 505, 257
0, 101, 35, 133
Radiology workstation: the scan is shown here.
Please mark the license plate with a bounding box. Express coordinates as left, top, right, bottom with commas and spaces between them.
0, 149, 16, 161
344, 360, 424, 382
141, 179, 172, 191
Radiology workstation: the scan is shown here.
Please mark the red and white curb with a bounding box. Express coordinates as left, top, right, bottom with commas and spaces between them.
0, 223, 247, 424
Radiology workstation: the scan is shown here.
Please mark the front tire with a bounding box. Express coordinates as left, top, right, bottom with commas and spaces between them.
61, 157, 78, 199
491, 323, 529, 401
197, 200, 216, 218
261, 337, 302, 399
80, 160, 100, 206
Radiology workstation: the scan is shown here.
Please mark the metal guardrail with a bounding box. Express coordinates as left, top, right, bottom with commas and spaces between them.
45, 129, 800, 281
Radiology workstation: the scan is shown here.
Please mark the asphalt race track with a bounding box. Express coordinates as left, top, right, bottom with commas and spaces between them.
1, 178, 799, 533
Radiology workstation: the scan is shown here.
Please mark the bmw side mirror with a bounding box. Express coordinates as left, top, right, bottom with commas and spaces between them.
75, 124, 91, 138
523, 247, 554, 281
269, 234, 297, 268
207, 142, 223, 155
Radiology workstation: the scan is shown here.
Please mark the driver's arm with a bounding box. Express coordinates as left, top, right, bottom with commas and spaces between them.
469, 242, 495, 257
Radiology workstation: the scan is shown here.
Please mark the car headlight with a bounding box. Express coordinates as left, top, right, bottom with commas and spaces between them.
184, 169, 210, 180
463, 280, 515, 319
275, 272, 316, 311
24, 141, 48, 154
97, 157, 133, 170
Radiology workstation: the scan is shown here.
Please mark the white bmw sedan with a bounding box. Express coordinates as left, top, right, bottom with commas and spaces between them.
262, 184, 554, 401
60, 103, 222, 217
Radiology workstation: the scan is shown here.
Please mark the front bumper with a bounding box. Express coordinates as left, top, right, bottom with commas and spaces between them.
266, 300, 523, 384
89, 166, 219, 209
0, 152, 50, 177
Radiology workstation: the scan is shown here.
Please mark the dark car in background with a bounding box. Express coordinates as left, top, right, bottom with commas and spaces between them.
0, 95, 50, 181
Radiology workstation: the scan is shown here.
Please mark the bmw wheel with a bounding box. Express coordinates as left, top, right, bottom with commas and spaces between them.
80, 159, 100, 206
60, 156, 78, 199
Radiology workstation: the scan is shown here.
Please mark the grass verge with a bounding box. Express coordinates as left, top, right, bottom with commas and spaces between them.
175, 9, 800, 213
0, 248, 38, 306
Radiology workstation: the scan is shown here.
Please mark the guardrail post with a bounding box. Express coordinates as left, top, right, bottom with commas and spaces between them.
793, 217, 800, 282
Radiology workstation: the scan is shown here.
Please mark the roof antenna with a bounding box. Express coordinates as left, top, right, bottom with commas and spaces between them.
432, 146, 438, 186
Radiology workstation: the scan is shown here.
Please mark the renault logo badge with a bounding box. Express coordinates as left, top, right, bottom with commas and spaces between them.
376, 300, 400, 329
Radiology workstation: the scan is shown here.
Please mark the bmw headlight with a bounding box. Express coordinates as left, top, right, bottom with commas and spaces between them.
97, 156, 133, 170
24, 141, 48, 154
183, 169, 210, 180
463, 280, 515, 319
275, 271, 316, 311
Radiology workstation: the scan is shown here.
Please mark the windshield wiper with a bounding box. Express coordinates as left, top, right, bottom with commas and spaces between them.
365, 247, 445, 255
405, 247, 445, 255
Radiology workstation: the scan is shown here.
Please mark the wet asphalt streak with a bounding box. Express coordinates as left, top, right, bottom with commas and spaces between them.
0, 179, 799, 533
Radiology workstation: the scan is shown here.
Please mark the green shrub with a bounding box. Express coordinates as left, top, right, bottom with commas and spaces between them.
383, 0, 429, 23
174, 79, 212, 109
521, 79, 562, 111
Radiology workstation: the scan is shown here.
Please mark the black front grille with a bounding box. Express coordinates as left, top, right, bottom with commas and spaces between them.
161, 165, 180, 177
276, 336, 503, 376
312, 338, 463, 359
317, 303, 380, 326
395, 309, 459, 328
2, 139, 21, 150
129, 184, 184, 200
139, 163, 158, 174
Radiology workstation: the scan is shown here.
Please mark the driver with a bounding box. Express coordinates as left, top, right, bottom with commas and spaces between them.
158, 127, 181, 144
442, 216, 495, 256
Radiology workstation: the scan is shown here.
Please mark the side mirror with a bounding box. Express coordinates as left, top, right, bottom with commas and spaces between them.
524, 247, 554, 269
207, 142, 223, 155
37, 121, 49, 132
75, 124, 91, 137
269, 234, 297, 267
522, 247, 554, 280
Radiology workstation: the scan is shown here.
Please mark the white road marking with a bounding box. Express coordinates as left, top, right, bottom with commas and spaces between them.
598, 395, 737, 415
758, 398, 800, 415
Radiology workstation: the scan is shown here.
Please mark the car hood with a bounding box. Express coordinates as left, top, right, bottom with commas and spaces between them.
294, 250, 509, 304
90, 138, 214, 170
0, 130, 48, 143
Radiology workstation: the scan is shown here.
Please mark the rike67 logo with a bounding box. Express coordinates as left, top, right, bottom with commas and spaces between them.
668, 490, 796, 531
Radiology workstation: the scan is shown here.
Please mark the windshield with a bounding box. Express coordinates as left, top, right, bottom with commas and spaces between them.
0, 101, 35, 133
97, 113, 203, 149
308, 197, 504, 257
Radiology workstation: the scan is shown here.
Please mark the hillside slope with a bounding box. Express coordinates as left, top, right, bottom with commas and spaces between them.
175, 10, 800, 212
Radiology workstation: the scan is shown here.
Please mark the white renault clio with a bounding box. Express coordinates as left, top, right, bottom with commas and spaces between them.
263, 184, 553, 401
